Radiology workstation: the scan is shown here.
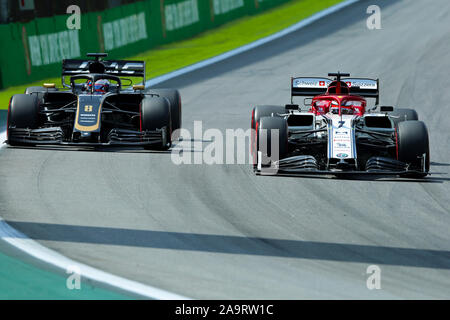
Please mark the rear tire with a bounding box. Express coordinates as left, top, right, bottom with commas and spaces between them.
25, 86, 58, 103
390, 108, 418, 126
7, 94, 40, 146
257, 116, 288, 168
397, 120, 429, 178
251, 105, 285, 131
148, 89, 182, 140
141, 96, 172, 150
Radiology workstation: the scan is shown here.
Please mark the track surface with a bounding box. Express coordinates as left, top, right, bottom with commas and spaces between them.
1, 0, 450, 299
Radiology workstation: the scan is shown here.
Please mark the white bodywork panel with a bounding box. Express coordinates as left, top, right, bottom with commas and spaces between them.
327, 114, 357, 160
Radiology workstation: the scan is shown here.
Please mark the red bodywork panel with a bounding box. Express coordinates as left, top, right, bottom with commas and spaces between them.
309, 81, 367, 116
310, 94, 367, 116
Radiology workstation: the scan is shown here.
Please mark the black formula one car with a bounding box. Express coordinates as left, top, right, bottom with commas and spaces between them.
251, 72, 430, 178
6, 53, 181, 149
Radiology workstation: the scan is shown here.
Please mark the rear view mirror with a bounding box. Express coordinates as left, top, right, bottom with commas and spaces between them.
380, 106, 394, 112
285, 104, 299, 110
304, 98, 313, 106
133, 85, 145, 91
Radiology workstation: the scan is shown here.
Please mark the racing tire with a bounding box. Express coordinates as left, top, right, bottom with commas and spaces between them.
251, 105, 285, 164
25, 86, 58, 103
148, 89, 182, 140
397, 120, 430, 178
251, 105, 285, 131
7, 94, 40, 146
390, 108, 418, 126
141, 96, 172, 150
257, 116, 288, 168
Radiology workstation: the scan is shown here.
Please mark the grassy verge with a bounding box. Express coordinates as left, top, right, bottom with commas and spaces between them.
0, 250, 133, 299
0, 0, 343, 109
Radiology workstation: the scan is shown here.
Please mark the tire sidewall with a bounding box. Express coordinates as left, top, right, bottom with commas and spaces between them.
251, 105, 285, 163
397, 120, 429, 174
141, 96, 172, 149
258, 116, 288, 163
24, 86, 57, 104
7, 94, 40, 146
8, 94, 39, 128
147, 88, 181, 140
390, 108, 418, 126
252, 105, 285, 130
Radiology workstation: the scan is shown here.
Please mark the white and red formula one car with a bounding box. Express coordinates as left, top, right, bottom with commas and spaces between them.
251, 72, 429, 178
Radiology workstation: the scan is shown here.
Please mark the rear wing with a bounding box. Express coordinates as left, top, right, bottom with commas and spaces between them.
62, 59, 145, 77
291, 77, 332, 97
291, 76, 379, 104
343, 78, 379, 101
61, 54, 146, 87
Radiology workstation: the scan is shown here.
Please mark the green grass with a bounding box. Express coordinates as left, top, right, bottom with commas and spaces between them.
0, 0, 343, 109
0, 250, 134, 299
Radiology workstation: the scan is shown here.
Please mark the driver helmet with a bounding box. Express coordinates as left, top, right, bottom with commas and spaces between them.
93, 79, 110, 94
85, 79, 110, 94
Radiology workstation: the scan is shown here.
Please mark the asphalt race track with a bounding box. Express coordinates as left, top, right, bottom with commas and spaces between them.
1, 0, 449, 299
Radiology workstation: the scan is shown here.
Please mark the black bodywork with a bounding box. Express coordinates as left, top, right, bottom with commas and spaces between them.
7, 54, 168, 147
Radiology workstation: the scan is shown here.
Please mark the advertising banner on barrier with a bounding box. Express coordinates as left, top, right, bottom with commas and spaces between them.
0, 0, 292, 89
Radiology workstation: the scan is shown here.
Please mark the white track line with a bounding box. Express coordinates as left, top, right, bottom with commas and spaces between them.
0, 0, 359, 299
0, 130, 5, 149
0, 218, 189, 299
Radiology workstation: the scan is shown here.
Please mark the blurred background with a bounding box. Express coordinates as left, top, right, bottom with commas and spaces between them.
0, 0, 309, 91
0, 0, 139, 23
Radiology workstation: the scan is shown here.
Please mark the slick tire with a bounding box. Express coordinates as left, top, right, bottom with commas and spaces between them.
148, 89, 182, 141
257, 116, 288, 167
25, 86, 58, 103
141, 96, 172, 150
390, 108, 418, 126
251, 105, 285, 131
251, 105, 285, 164
397, 120, 430, 178
7, 94, 40, 146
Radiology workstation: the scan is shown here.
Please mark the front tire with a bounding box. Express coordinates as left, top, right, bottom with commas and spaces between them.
257, 116, 288, 169
397, 120, 429, 178
7, 94, 40, 146
251, 105, 285, 164
141, 96, 172, 150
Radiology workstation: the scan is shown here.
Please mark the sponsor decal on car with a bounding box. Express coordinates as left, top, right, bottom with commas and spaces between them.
336, 153, 349, 159
344, 79, 378, 89
329, 115, 355, 160
293, 78, 331, 88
